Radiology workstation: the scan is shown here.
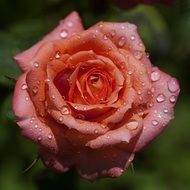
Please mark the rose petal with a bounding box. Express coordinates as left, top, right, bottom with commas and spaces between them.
134, 68, 180, 152
76, 148, 134, 180
14, 11, 84, 71
87, 114, 142, 149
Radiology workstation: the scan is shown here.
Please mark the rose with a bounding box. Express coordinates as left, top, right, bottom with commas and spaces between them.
113, 0, 173, 9
13, 11, 179, 180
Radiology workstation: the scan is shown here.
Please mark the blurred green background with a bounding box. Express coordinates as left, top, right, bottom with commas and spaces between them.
0, 0, 190, 189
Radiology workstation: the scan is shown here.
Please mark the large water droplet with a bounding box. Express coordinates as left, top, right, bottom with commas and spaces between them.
118, 37, 126, 47
152, 120, 158, 126
126, 120, 138, 130
169, 95, 176, 103
21, 84, 28, 90
61, 106, 70, 115
33, 61, 39, 68
151, 71, 160, 82
60, 29, 68, 38
167, 78, 179, 93
156, 94, 165, 103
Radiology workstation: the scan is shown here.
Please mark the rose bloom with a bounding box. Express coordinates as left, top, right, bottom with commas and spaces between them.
113, 0, 173, 9
13, 12, 179, 180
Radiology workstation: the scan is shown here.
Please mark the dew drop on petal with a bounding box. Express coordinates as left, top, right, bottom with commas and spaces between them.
32, 86, 38, 94
67, 21, 73, 27
34, 124, 38, 129
76, 114, 85, 120
59, 116, 63, 122
118, 36, 126, 47
169, 95, 176, 103
151, 71, 160, 82
33, 61, 39, 68
25, 97, 29, 101
94, 129, 99, 134
21, 84, 28, 90
167, 78, 179, 93
37, 136, 42, 141
110, 30, 116, 37
126, 120, 138, 130
163, 108, 168, 113
134, 51, 143, 60
152, 120, 158, 126
130, 35, 135, 41
156, 94, 165, 103
60, 29, 68, 38
48, 134, 52, 140
55, 51, 61, 59
61, 106, 70, 115
103, 34, 108, 40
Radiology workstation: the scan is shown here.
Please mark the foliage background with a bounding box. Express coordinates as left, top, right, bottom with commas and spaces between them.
0, 0, 190, 189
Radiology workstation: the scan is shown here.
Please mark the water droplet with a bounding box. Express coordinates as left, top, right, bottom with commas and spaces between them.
146, 52, 150, 58
37, 136, 42, 141
126, 120, 138, 130
156, 94, 165, 103
55, 51, 61, 59
101, 124, 106, 128
59, 116, 63, 122
103, 34, 108, 40
61, 106, 70, 115
76, 114, 85, 120
48, 134, 52, 140
33, 61, 39, 68
130, 35, 135, 41
138, 42, 143, 47
51, 94, 55, 99
25, 97, 29, 101
167, 78, 179, 93
118, 36, 126, 47
32, 86, 38, 94
110, 30, 116, 37
60, 29, 68, 38
106, 135, 110, 139
45, 78, 50, 83
169, 95, 176, 103
152, 120, 158, 126
67, 21, 73, 27
99, 24, 103, 28
34, 124, 38, 129
148, 101, 154, 108
121, 25, 125, 29
151, 71, 160, 82
94, 129, 99, 134
21, 84, 28, 90
134, 51, 143, 60
137, 90, 142, 95
163, 108, 168, 113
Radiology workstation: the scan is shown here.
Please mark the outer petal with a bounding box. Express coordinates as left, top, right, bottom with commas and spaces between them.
90, 21, 152, 70
76, 148, 134, 181
14, 11, 84, 71
134, 67, 180, 152
12, 73, 63, 153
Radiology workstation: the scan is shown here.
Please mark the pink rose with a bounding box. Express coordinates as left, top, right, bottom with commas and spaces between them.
13, 11, 180, 180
